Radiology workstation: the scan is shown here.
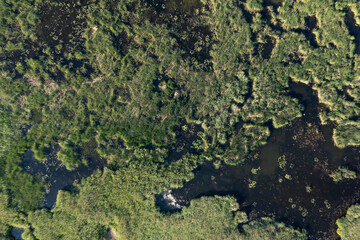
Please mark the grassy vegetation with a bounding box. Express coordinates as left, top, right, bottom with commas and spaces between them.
27, 152, 203, 239
0, 104, 43, 237
0, 104, 43, 209
333, 121, 360, 148
240, 217, 307, 240
337, 204, 360, 240
25, 152, 306, 240
0, 190, 23, 238
1, 0, 304, 169
329, 166, 357, 182
1, 0, 360, 238
2, 0, 360, 169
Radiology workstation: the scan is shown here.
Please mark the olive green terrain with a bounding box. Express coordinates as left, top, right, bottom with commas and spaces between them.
1, 0, 360, 239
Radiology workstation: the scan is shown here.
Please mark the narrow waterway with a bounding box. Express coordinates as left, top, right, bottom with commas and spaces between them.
158, 82, 360, 240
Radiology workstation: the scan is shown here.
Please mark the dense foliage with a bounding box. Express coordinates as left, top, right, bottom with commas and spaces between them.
1, 0, 360, 238
337, 204, 360, 240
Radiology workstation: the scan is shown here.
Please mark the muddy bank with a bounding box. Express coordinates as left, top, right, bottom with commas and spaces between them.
158, 82, 360, 240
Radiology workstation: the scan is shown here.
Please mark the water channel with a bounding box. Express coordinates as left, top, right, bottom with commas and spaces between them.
14, 82, 360, 240
157, 82, 360, 240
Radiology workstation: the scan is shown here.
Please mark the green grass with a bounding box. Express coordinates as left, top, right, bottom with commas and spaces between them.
1, 0, 360, 238
329, 166, 357, 182
333, 121, 360, 148
337, 204, 360, 240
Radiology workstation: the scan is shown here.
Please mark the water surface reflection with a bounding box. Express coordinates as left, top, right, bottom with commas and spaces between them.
159, 82, 360, 240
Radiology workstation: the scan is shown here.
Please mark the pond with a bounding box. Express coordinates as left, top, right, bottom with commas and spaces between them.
11, 227, 24, 240
157, 82, 360, 240
20, 141, 106, 208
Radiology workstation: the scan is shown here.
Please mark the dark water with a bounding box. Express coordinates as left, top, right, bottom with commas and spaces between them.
261, 36, 276, 59
264, 0, 284, 8
165, 123, 202, 163
11, 227, 24, 240
345, 8, 360, 54
21, 142, 106, 208
38, 0, 88, 51
303, 15, 319, 48
158, 82, 360, 240
145, 0, 215, 69
306, 15, 317, 30
292, 22, 319, 49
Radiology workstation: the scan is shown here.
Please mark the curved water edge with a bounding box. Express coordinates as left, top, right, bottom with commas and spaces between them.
17, 82, 360, 239
11, 227, 25, 240
156, 190, 183, 212
157, 82, 360, 240
103, 227, 119, 240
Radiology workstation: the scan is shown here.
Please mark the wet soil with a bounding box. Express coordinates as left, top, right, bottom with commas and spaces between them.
158, 82, 360, 240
